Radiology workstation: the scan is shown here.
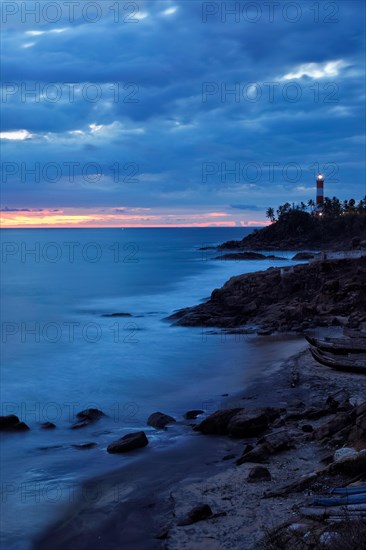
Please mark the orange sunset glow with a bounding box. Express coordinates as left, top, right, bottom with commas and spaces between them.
0, 208, 269, 228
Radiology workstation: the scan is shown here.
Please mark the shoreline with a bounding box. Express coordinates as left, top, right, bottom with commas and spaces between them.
34, 336, 365, 549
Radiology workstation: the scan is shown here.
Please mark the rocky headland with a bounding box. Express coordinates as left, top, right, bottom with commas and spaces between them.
218, 207, 366, 251
168, 258, 366, 334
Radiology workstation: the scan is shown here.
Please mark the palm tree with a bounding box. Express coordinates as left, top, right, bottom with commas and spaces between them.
266, 207, 276, 222
307, 199, 315, 215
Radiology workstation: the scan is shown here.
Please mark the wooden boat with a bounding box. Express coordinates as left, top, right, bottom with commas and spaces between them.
305, 334, 366, 354
309, 346, 366, 374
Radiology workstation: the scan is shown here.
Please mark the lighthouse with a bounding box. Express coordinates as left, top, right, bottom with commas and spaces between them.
316, 173, 324, 208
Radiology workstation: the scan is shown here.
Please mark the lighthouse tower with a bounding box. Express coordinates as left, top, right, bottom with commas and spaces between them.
316, 173, 324, 208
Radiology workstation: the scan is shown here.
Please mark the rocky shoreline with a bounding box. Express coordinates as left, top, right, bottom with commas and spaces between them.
161, 348, 366, 550
31, 344, 366, 550
168, 257, 366, 334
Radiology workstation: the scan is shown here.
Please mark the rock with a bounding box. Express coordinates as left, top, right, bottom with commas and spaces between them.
0, 415, 30, 432
236, 444, 270, 465
228, 408, 283, 438
156, 528, 169, 540
301, 424, 313, 433
334, 447, 358, 462
177, 504, 213, 526
194, 408, 242, 435
184, 410, 204, 420
349, 396, 365, 407
71, 408, 105, 429
222, 453, 236, 461
76, 408, 105, 421
13, 422, 30, 432
147, 412, 176, 429
247, 466, 271, 482
107, 431, 149, 454
313, 411, 352, 440
40, 422, 56, 429
71, 442, 97, 450
329, 450, 366, 476
258, 430, 294, 452
243, 443, 254, 455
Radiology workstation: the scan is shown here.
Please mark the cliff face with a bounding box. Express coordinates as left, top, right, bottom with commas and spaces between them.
168, 258, 366, 332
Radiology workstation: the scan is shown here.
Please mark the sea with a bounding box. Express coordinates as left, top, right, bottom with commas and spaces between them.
0, 228, 308, 549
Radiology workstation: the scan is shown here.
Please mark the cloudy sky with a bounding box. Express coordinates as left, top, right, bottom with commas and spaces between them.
1, 0, 365, 227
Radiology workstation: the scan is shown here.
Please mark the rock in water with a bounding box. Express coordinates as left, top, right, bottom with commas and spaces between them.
147, 412, 176, 429
184, 410, 204, 420
107, 431, 149, 453
40, 422, 56, 429
71, 408, 106, 429
247, 466, 272, 482
76, 408, 105, 421
0, 415, 30, 432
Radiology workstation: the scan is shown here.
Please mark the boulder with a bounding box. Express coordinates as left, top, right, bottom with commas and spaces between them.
184, 410, 204, 420
147, 412, 176, 429
313, 412, 351, 440
247, 466, 271, 482
76, 408, 105, 421
236, 443, 270, 465
177, 504, 213, 526
228, 408, 283, 438
329, 450, 366, 476
107, 431, 149, 454
0, 415, 30, 432
334, 447, 358, 462
257, 430, 295, 452
40, 422, 56, 429
194, 408, 242, 435
71, 408, 105, 429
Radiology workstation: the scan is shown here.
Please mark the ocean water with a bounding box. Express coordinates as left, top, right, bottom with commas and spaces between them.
0, 228, 306, 549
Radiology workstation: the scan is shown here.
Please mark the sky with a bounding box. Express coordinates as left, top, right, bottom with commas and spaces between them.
1, 0, 365, 227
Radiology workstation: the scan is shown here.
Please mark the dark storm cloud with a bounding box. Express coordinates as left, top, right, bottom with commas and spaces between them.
1, 0, 365, 214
